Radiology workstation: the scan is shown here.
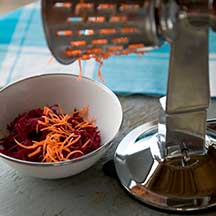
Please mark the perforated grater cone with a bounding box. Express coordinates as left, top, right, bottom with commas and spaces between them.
42, 0, 216, 212
41, 0, 172, 64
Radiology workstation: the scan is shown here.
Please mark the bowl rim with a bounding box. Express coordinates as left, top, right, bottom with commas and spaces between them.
0, 73, 123, 167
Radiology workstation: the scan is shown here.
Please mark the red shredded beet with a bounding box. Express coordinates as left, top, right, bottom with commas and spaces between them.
0, 105, 101, 162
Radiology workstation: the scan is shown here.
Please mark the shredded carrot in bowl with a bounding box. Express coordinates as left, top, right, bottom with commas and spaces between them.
0, 105, 101, 162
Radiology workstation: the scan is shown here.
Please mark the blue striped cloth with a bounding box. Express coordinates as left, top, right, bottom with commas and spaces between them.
0, 1, 215, 96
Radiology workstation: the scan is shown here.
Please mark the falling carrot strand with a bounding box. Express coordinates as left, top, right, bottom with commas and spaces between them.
97, 60, 104, 82
48, 56, 54, 64
77, 59, 82, 80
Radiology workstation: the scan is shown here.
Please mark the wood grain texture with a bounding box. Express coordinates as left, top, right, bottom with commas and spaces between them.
1, 96, 216, 216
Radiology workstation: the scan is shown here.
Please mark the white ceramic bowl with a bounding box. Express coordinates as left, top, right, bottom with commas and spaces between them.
0, 74, 122, 179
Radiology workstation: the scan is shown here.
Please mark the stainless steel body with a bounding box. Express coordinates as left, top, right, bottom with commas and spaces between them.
42, 0, 216, 212
114, 121, 216, 211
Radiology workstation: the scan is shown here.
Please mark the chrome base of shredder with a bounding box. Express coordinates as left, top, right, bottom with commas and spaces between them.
114, 121, 216, 212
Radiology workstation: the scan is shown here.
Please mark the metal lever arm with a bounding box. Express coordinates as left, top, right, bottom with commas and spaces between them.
165, 17, 209, 157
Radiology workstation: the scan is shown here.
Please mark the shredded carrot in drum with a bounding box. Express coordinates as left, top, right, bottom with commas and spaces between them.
0, 105, 101, 162
65, 39, 145, 82
99, 29, 116, 35
48, 1, 145, 82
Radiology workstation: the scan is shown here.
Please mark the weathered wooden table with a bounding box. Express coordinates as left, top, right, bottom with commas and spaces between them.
1, 95, 216, 216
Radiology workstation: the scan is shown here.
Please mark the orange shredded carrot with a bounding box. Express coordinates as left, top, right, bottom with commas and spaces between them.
75, 3, 94, 14
11, 105, 100, 162
77, 59, 82, 80
129, 43, 145, 49
112, 37, 129, 44
98, 3, 116, 9
71, 40, 87, 47
81, 139, 91, 149
99, 28, 116, 35
66, 150, 84, 160
61, 22, 145, 84
36, 124, 39, 134
48, 56, 54, 64
66, 49, 82, 57
78, 106, 89, 121
28, 147, 42, 158
88, 16, 105, 22
63, 2, 71, 8
110, 15, 127, 22
64, 136, 81, 149
66, 39, 144, 82
15, 139, 40, 150
92, 39, 108, 45
120, 4, 139, 11
97, 61, 104, 83
121, 27, 139, 33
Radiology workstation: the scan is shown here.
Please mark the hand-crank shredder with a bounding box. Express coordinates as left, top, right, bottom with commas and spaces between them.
41, 0, 216, 212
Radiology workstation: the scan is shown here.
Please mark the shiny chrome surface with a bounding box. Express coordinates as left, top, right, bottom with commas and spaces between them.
207, 119, 216, 144
114, 122, 216, 211
163, 7, 210, 158
178, 0, 216, 29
